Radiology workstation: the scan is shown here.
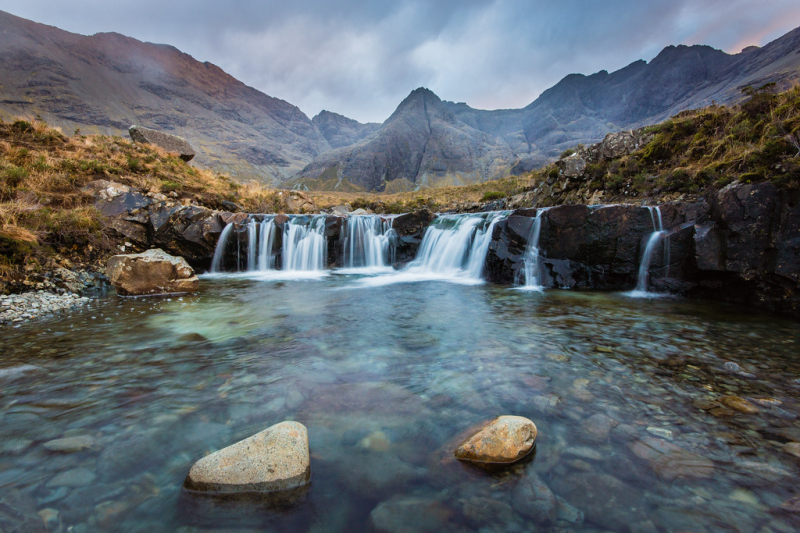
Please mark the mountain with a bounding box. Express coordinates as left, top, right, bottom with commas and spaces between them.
312, 110, 381, 149
292, 88, 515, 192
1, 9, 799, 192
444, 27, 800, 171
0, 9, 330, 184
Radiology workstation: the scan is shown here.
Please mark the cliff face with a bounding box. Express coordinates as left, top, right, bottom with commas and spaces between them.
293, 88, 516, 192
444, 28, 800, 172
0, 10, 330, 184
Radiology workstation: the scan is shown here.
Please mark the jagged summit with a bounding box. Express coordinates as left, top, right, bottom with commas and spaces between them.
293, 87, 515, 192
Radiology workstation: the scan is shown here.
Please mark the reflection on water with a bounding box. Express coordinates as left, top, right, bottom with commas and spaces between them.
1, 277, 800, 532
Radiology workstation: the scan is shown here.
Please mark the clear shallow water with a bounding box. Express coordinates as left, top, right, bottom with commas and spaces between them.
1, 276, 800, 532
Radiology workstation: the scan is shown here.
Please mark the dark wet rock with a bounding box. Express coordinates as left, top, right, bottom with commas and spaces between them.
369, 495, 453, 533
628, 437, 714, 480
152, 205, 224, 267
129, 125, 195, 161
184, 421, 310, 495
454, 415, 537, 465
512, 473, 557, 524
83, 180, 155, 217
107, 249, 199, 296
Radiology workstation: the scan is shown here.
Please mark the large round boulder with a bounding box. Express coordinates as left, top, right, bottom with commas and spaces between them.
183, 421, 310, 494
454, 415, 537, 464
107, 248, 199, 296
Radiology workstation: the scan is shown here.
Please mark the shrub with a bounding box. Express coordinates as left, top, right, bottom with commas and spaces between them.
480, 191, 505, 202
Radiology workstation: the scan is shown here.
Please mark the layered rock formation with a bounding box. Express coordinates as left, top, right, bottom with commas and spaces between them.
485, 181, 800, 315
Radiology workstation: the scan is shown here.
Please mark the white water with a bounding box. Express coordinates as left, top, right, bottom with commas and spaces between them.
517, 209, 547, 291
282, 216, 328, 272
358, 212, 508, 287
257, 217, 277, 271
341, 215, 395, 270
209, 223, 235, 273
628, 206, 668, 297
246, 220, 257, 272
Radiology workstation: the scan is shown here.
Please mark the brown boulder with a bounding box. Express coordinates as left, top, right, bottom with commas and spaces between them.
183, 421, 310, 494
454, 415, 537, 464
107, 249, 199, 296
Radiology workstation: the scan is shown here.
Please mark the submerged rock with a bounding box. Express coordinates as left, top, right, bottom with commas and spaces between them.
370, 495, 452, 533
183, 421, 310, 494
454, 415, 537, 464
629, 437, 714, 480
512, 473, 557, 524
107, 249, 199, 296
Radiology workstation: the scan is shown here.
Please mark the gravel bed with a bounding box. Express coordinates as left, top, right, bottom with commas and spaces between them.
0, 291, 90, 326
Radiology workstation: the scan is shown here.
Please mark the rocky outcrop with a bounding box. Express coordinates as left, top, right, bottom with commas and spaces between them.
294, 88, 515, 192
486, 181, 800, 316
454, 416, 537, 465
107, 249, 199, 296
129, 125, 196, 161
183, 421, 310, 495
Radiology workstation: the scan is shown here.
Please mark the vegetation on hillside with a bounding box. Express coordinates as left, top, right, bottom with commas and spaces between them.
1, 83, 798, 284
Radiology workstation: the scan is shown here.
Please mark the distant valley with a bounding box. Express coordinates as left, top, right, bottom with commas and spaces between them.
1, 9, 799, 191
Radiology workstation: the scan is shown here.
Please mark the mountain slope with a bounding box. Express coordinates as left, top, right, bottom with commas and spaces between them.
0, 9, 330, 184
312, 110, 381, 149
444, 26, 800, 172
293, 88, 515, 192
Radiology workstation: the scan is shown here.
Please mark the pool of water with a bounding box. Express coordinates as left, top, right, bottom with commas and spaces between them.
1, 275, 799, 532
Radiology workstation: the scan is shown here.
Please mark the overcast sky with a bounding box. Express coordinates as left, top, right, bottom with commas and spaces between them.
2, 0, 800, 123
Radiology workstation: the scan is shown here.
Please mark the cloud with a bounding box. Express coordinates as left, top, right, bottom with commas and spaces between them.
2, 0, 799, 122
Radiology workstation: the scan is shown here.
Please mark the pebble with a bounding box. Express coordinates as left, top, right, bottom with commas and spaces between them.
0, 291, 90, 326
646, 427, 674, 440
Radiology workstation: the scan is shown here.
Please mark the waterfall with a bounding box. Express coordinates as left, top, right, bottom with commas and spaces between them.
517, 209, 546, 290
209, 222, 235, 273
257, 217, 277, 271
282, 215, 327, 271
246, 219, 258, 272
341, 215, 395, 269
411, 212, 508, 280
634, 206, 667, 292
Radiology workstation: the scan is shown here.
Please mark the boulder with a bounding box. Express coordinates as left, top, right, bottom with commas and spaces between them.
107, 249, 199, 296
129, 125, 195, 161
283, 191, 317, 213
183, 421, 310, 494
454, 415, 537, 464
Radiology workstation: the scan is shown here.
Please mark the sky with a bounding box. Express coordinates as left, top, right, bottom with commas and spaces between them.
2, 0, 800, 123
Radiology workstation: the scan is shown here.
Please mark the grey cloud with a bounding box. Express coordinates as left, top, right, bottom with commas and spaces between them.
2, 0, 800, 122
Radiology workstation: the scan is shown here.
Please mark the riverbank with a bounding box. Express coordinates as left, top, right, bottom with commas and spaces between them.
0, 291, 91, 326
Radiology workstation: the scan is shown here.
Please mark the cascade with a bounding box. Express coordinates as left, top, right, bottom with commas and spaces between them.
341, 215, 395, 269
282, 216, 328, 271
257, 216, 277, 271
209, 222, 234, 273
517, 209, 546, 289
634, 206, 667, 292
246, 220, 258, 272
410, 212, 508, 280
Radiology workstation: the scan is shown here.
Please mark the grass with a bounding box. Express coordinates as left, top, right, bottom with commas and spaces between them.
2, 84, 798, 283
